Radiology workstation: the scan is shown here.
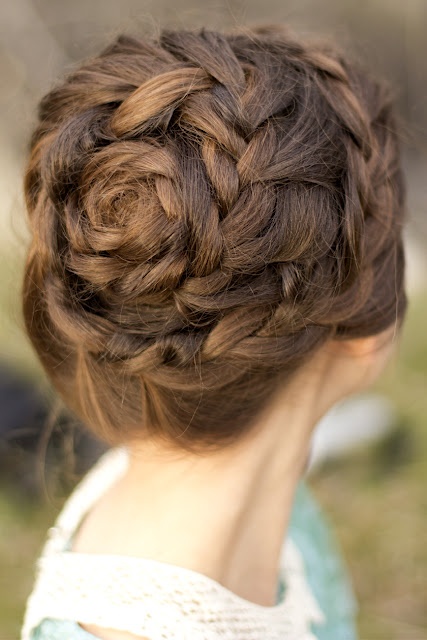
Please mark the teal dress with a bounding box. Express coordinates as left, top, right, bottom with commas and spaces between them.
28, 479, 359, 640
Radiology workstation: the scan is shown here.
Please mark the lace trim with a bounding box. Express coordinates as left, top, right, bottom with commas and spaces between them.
21, 447, 326, 640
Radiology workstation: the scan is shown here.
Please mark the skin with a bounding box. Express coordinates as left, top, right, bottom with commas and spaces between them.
72, 325, 399, 640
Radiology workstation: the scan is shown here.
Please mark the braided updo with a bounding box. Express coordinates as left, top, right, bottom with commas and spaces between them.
22, 25, 407, 453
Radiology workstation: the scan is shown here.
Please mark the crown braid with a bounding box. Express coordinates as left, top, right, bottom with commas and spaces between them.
22, 25, 407, 452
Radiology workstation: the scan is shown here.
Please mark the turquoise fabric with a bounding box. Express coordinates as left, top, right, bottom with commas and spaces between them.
28, 479, 359, 639
288, 482, 359, 640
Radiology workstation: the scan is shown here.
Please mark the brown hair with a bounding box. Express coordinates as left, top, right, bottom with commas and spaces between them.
22, 24, 407, 454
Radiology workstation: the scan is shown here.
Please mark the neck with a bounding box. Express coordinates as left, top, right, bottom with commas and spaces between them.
73, 347, 340, 607
114, 359, 333, 607
124, 433, 305, 606
71, 331, 387, 608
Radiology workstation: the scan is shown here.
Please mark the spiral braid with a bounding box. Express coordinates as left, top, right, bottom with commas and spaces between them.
22, 26, 407, 452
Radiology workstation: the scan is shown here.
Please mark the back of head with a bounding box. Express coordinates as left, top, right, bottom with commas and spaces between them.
22, 24, 407, 454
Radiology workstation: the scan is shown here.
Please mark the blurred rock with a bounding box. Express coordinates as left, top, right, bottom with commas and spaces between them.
307, 393, 397, 473
0, 361, 106, 498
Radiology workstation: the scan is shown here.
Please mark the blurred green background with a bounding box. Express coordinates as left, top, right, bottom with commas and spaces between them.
0, 1, 426, 639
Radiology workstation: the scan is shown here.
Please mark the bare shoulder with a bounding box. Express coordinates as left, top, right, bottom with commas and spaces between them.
78, 622, 151, 640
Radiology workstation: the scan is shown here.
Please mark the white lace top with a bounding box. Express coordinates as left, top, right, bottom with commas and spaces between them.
21, 447, 326, 640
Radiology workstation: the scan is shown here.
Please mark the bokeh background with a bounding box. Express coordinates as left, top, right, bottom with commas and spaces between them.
1, 1, 426, 639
